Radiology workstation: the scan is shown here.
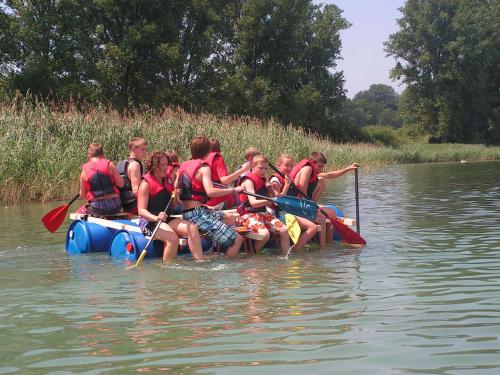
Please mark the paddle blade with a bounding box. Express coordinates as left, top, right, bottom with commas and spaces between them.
285, 214, 301, 244
331, 219, 366, 246
41, 204, 70, 233
275, 196, 318, 221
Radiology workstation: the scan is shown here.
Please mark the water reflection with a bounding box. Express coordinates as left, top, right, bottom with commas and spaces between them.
0, 161, 499, 374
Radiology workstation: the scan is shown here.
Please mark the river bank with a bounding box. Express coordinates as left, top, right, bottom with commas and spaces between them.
1, 102, 499, 203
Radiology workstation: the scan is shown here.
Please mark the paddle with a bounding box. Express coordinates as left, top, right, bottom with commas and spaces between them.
213, 182, 318, 221
265, 183, 301, 245
41, 194, 80, 233
355, 168, 360, 234
127, 191, 177, 270
268, 163, 366, 246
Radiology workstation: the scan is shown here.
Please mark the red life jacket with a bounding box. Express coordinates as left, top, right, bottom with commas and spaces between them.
82, 158, 119, 201
205, 151, 222, 180
237, 172, 268, 214
289, 159, 318, 198
205, 152, 234, 207
166, 162, 180, 178
141, 172, 174, 216
178, 159, 209, 203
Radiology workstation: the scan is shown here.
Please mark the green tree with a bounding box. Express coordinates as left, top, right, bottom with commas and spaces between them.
345, 84, 401, 127
221, 0, 350, 136
385, 0, 500, 143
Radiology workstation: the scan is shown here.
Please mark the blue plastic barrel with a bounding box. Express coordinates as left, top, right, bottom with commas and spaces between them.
66, 220, 114, 254
109, 230, 158, 260
323, 203, 344, 241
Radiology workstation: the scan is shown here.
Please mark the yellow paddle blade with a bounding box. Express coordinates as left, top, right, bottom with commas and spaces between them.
285, 213, 301, 244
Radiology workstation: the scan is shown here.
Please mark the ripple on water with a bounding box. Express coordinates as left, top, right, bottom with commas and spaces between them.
1, 162, 500, 373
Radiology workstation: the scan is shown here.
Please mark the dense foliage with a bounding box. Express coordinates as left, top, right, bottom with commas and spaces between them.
344, 84, 402, 128
0, 0, 350, 137
385, 0, 500, 143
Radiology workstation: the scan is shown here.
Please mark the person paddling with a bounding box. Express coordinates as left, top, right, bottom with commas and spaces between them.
206, 138, 250, 209
177, 136, 244, 257
117, 137, 147, 216
77, 143, 124, 216
289, 152, 359, 248
237, 155, 291, 255
138, 151, 205, 262
270, 154, 318, 251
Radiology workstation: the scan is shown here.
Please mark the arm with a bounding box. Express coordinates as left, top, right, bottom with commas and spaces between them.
295, 166, 312, 194
137, 182, 167, 222
245, 180, 272, 208
109, 162, 124, 188
79, 170, 87, 199
311, 177, 326, 201
127, 161, 142, 195
200, 166, 237, 197
219, 161, 251, 185
270, 176, 291, 197
318, 163, 359, 179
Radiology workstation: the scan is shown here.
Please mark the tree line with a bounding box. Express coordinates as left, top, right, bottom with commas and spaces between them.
1, 0, 498, 143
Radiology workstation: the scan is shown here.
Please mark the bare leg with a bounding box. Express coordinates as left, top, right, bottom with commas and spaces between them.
294, 217, 318, 251
223, 212, 238, 226
169, 219, 204, 260
253, 228, 271, 254
154, 223, 179, 262
225, 234, 243, 258
315, 212, 327, 249
320, 206, 337, 243
277, 226, 291, 254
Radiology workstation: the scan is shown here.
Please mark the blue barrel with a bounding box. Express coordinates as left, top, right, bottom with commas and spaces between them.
109, 230, 159, 260
323, 203, 344, 241
66, 220, 114, 254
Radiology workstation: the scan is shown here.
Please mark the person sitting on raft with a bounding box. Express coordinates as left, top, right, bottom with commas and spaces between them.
78, 143, 124, 216
269, 154, 318, 251
117, 137, 147, 216
177, 136, 245, 258
289, 151, 359, 248
137, 151, 205, 262
206, 138, 250, 209
234, 146, 261, 187
237, 155, 291, 255
166, 149, 180, 183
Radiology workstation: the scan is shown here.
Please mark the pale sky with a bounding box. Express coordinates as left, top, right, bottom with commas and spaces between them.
317, 0, 406, 97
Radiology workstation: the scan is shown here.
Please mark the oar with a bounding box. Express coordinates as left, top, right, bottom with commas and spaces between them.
265, 183, 301, 245
127, 192, 177, 270
41, 194, 80, 233
268, 163, 366, 246
213, 182, 318, 221
355, 168, 360, 234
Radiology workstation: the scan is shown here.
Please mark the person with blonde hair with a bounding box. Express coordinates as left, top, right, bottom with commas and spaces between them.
78, 143, 124, 215
236, 155, 291, 255
269, 154, 318, 251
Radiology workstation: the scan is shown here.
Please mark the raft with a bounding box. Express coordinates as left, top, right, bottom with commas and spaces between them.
65, 204, 354, 258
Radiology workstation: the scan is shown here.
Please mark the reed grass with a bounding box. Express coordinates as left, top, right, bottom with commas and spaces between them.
1, 100, 499, 203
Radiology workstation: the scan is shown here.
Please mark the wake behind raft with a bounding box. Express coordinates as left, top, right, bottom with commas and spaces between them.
65, 204, 351, 259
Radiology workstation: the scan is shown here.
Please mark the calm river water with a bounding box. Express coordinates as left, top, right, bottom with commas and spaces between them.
1, 161, 499, 374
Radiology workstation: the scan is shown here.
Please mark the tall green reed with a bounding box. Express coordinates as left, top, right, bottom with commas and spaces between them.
1, 100, 499, 203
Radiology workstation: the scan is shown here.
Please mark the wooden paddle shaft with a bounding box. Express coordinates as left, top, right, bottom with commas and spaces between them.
355, 169, 360, 234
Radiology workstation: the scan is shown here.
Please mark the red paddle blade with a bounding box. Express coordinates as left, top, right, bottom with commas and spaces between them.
41, 204, 70, 233
332, 219, 366, 246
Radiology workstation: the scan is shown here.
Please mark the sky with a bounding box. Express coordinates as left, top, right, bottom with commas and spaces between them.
317, 0, 406, 97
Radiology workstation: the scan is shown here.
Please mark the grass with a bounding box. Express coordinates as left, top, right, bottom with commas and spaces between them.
1, 100, 499, 204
